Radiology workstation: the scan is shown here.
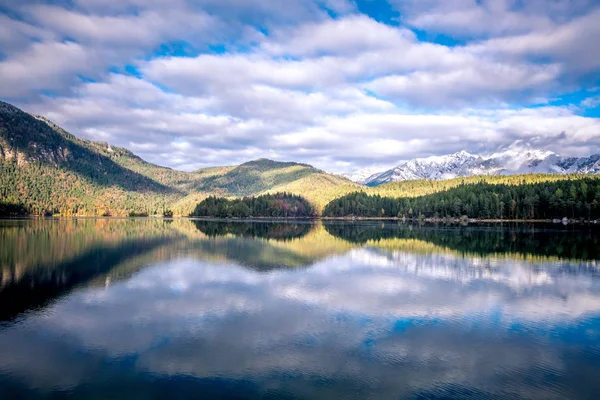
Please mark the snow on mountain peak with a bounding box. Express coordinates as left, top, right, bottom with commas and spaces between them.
342, 144, 599, 186
484, 142, 559, 173
342, 167, 388, 184
489, 142, 555, 162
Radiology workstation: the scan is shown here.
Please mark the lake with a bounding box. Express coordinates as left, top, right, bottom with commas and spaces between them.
1, 218, 599, 399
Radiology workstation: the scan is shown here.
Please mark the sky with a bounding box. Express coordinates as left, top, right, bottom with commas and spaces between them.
0, 0, 600, 173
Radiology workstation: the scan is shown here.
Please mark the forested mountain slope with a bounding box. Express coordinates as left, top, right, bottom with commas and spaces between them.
0, 101, 357, 216
324, 179, 600, 220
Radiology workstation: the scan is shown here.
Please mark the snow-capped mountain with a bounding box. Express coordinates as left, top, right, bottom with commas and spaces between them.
342, 167, 389, 184
346, 143, 600, 186
367, 150, 482, 185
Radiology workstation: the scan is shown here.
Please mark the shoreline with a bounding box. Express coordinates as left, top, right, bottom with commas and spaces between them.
1, 215, 599, 225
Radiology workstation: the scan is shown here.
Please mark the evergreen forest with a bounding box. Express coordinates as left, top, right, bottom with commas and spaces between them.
322, 179, 600, 220
190, 193, 315, 218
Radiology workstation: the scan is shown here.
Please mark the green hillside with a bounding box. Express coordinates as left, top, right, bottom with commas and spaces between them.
0, 101, 357, 216
262, 173, 360, 212
167, 160, 361, 215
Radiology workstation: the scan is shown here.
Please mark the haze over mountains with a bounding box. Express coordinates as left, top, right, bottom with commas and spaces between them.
345, 145, 600, 186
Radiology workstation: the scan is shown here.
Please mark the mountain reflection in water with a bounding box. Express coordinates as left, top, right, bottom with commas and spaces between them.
0, 219, 599, 399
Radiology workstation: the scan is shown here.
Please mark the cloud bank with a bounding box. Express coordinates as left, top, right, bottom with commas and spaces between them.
0, 0, 599, 171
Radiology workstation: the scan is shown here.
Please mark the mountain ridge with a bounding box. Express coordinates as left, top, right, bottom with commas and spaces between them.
0, 101, 357, 216
345, 144, 600, 186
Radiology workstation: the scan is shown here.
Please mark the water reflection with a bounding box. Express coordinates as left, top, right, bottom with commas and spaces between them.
192, 219, 313, 241
324, 221, 600, 261
0, 219, 183, 321
0, 219, 599, 399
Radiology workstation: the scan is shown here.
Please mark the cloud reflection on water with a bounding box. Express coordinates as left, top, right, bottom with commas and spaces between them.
1, 241, 599, 399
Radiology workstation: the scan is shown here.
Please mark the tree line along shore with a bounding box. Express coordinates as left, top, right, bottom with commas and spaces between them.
3, 177, 600, 222
188, 178, 600, 222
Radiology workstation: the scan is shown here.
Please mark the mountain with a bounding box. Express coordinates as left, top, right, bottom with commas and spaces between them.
355, 144, 600, 186
172, 159, 358, 213
366, 150, 480, 185
0, 101, 357, 216
341, 167, 388, 185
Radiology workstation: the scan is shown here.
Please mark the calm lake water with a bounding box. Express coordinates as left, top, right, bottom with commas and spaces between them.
1, 218, 600, 399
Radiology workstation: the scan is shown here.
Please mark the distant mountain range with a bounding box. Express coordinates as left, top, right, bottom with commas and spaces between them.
344, 145, 600, 186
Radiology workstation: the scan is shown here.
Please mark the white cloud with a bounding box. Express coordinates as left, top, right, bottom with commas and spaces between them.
582, 96, 600, 108
25, 5, 217, 48
394, 0, 598, 38
471, 8, 600, 74
365, 61, 561, 107
0, 41, 100, 97
0, 14, 54, 55
262, 14, 416, 56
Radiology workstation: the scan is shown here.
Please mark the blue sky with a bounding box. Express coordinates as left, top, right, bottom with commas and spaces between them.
0, 0, 599, 172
